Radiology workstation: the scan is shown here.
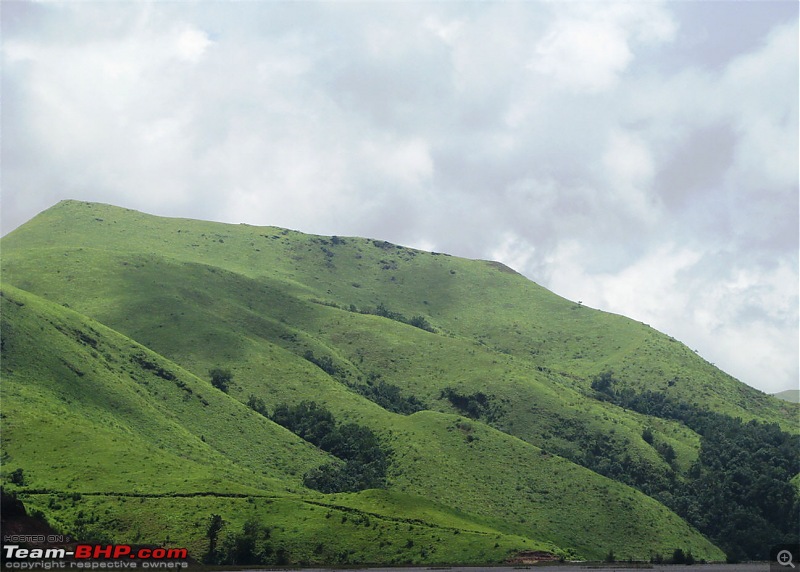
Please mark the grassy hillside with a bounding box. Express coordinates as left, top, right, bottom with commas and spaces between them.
0, 284, 328, 494
2, 200, 796, 563
0, 284, 556, 564
3, 201, 791, 428
0, 282, 723, 562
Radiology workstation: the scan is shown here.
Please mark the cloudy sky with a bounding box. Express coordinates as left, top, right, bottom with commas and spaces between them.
2, 1, 798, 393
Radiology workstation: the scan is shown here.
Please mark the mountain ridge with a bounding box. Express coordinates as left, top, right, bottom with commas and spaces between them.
775, 390, 800, 403
1, 199, 797, 564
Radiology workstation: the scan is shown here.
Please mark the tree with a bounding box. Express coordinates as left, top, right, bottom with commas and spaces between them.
591, 371, 616, 394
205, 514, 225, 564
590, 384, 800, 561
271, 401, 335, 446
209, 368, 232, 392
408, 315, 435, 333
9, 468, 25, 486
441, 387, 492, 420
220, 520, 272, 565
303, 351, 338, 376
303, 463, 352, 493
353, 378, 425, 415
657, 442, 676, 465
247, 394, 268, 417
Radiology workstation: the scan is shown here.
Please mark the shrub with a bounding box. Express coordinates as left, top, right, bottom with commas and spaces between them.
9, 468, 25, 486
209, 368, 232, 392
353, 376, 426, 415
303, 350, 339, 377
656, 442, 676, 464
246, 394, 268, 417
591, 371, 616, 394
408, 315, 435, 333
441, 387, 493, 420
368, 303, 435, 332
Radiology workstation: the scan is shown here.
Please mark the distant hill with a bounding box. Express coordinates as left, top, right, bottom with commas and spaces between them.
774, 389, 800, 403
1, 200, 797, 565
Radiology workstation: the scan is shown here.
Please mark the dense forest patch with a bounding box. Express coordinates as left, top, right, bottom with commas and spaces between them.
592, 372, 800, 560
271, 401, 390, 494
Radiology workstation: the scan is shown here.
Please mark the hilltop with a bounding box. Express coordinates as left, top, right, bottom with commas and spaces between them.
775, 390, 800, 403
1, 200, 797, 564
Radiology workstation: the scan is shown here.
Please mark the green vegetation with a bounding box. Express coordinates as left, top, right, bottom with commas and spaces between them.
351, 374, 426, 415
271, 401, 390, 493
370, 302, 436, 333
440, 387, 498, 421
592, 371, 800, 560
0, 283, 557, 564
1, 200, 796, 564
209, 367, 232, 392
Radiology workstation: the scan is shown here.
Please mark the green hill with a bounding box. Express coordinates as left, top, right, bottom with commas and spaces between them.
0, 284, 550, 564
775, 390, 800, 403
1, 200, 797, 564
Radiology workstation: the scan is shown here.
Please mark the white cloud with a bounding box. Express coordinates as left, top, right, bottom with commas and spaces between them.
543, 242, 797, 393
360, 136, 434, 186
489, 233, 536, 275
532, 18, 632, 92
423, 14, 464, 45
530, 2, 676, 92
1, 1, 796, 393
545, 242, 702, 322
602, 129, 658, 220
722, 21, 799, 191
175, 26, 212, 63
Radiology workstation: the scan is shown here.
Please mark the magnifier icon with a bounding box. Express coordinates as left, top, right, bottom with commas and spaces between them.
778, 550, 795, 568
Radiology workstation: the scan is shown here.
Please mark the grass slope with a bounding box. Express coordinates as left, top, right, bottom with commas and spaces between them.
3, 200, 790, 561
3, 201, 792, 429
0, 284, 328, 494
0, 283, 722, 560
0, 284, 557, 565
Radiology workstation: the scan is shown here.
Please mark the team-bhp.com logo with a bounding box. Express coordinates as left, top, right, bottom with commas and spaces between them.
3, 542, 188, 569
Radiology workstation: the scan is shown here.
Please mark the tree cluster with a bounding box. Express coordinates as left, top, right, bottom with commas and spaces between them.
271, 401, 390, 493
302, 351, 426, 415
303, 350, 339, 377
204, 516, 289, 566
590, 372, 800, 561
352, 374, 426, 415
345, 302, 435, 333
440, 387, 498, 421
246, 394, 269, 417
